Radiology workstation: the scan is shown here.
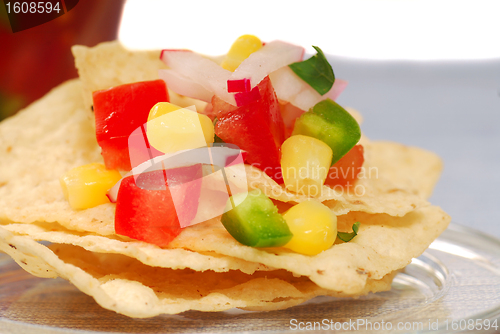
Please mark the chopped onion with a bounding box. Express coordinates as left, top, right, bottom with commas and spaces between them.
160, 42, 304, 106
231, 40, 304, 88
160, 50, 235, 105
158, 69, 213, 102
270, 66, 347, 110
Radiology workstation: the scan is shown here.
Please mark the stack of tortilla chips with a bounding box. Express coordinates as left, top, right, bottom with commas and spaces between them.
0, 42, 450, 318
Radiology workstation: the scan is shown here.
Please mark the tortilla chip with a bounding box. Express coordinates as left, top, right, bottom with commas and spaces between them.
1, 221, 272, 274
0, 227, 395, 317
0, 203, 449, 299
243, 164, 429, 217
0, 80, 116, 234
0, 205, 450, 295
364, 141, 443, 199
167, 206, 450, 294
0, 202, 450, 294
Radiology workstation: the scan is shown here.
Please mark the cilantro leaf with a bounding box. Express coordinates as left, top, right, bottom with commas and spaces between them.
337, 222, 360, 242
288, 46, 335, 95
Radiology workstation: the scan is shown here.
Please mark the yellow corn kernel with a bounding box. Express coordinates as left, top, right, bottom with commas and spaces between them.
146, 102, 214, 153
147, 101, 183, 122
281, 135, 332, 197
283, 201, 337, 255
60, 163, 121, 210
221, 34, 262, 72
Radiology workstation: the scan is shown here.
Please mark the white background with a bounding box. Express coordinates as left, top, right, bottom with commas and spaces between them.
119, 0, 500, 60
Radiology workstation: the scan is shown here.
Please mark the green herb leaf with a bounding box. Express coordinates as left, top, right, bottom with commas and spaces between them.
337, 222, 360, 242
288, 46, 335, 95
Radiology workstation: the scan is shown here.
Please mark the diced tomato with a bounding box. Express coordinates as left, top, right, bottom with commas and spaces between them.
115, 164, 203, 247
212, 76, 285, 183
325, 145, 364, 188
92, 80, 169, 171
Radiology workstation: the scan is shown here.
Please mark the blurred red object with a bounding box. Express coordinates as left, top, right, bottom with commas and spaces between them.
0, 0, 124, 120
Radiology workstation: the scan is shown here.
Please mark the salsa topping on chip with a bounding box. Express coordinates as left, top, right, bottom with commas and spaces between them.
63, 35, 368, 251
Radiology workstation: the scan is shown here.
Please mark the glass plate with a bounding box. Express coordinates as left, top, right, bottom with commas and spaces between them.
1, 222, 500, 334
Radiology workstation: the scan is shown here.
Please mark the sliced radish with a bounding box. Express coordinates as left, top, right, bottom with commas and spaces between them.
270, 66, 348, 110
160, 42, 304, 106
158, 69, 213, 102
269, 67, 304, 103
231, 40, 304, 88
160, 50, 235, 105
324, 78, 348, 101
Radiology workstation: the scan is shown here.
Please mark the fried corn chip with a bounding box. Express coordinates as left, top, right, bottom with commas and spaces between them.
168, 206, 450, 294
0, 203, 450, 295
1, 221, 272, 274
0, 80, 114, 234
365, 141, 443, 199
0, 227, 395, 317
243, 164, 429, 216
0, 200, 449, 297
